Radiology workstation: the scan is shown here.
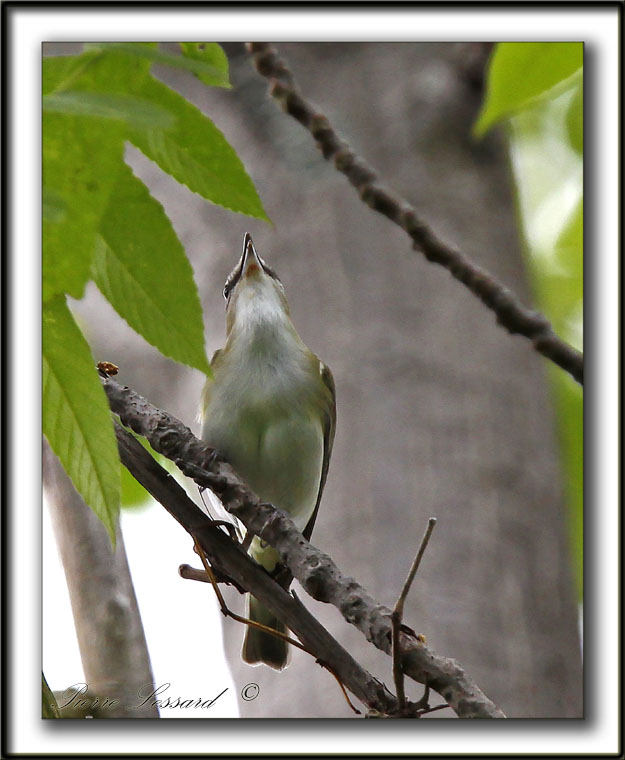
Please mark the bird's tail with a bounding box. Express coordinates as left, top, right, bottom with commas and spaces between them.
242, 596, 289, 670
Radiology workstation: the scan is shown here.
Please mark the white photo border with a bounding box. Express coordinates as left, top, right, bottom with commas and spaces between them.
5, 3, 620, 756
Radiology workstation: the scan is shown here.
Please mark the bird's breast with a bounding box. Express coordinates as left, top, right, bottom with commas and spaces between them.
201, 351, 324, 528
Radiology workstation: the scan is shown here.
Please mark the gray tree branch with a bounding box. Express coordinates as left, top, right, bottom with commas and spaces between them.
244, 42, 583, 386
102, 373, 506, 718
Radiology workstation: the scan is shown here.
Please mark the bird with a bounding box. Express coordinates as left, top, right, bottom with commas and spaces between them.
199, 233, 336, 669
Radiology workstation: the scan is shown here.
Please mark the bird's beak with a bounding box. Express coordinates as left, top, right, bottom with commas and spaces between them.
241, 232, 264, 277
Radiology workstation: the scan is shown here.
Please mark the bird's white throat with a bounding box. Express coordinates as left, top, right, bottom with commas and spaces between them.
227, 282, 305, 368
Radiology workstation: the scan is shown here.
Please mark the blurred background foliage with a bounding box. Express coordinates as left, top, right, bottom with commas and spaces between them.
477, 42, 583, 597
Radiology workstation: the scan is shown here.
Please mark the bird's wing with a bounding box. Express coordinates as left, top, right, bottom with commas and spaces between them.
197, 348, 222, 425
303, 361, 336, 541
197, 348, 244, 537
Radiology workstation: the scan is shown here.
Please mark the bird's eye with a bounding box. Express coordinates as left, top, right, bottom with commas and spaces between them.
223, 284, 230, 301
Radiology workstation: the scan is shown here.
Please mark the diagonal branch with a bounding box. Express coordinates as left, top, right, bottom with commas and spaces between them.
102, 373, 506, 718
245, 42, 583, 386
114, 420, 395, 715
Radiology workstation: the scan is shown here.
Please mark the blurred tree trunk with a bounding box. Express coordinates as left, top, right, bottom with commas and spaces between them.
72, 42, 581, 717
43, 441, 158, 717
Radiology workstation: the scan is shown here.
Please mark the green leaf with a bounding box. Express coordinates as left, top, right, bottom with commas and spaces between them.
43, 49, 267, 221
565, 82, 583, 155
42, 52, 99, 95
43, 296, 120, 542
42, 186, 66, 223
42, 674, 60, 719
42, 112, 124, 302
42, 51, 157, 302
46, 48, 153, 94
85, 42, 231, 89
43, 91, 176, 129
120, 430, 174, 509
528, 198, 582, 353
503, 41, 583, 599
555, 197, 583, 277
92, 163, 211, 374
475, 42, 583, 135
179, 42, 231, 88
121, 462, 151, 510
128, 75, 268, 220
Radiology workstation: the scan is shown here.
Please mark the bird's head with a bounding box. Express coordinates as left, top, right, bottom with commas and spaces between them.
223, 233, 290, 335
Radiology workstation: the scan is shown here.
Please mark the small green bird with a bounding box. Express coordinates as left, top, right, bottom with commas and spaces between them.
200, 233, 336, 669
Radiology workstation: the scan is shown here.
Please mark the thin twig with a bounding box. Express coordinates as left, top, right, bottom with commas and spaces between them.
179, 561, 246, 592
194, 527, 359, 713
179, 563, 214, 583
320, 664, 362, 715
392, 518, 437, 713
181, 553, 362, 714
417, 703, 449, 717
191, 535, 230, 613
191, 534, 299, 648
391, 611, 406, 711
191, 534, 361, 715
245, 42, 583, 386
414, 677, 431, 713
395, 518, 438, 621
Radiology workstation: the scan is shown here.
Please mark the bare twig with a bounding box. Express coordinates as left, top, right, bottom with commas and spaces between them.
179, 563, 214, 583
392, 518, 437, 713
245, 42, 583, 386
414, 679, 431, 712
395, 519, 438, 621
189, 535, 312, 665
181, 554, 363, 715
190, 534, 361, 714
417, 703, 449, 717
102, 374, 506, 718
